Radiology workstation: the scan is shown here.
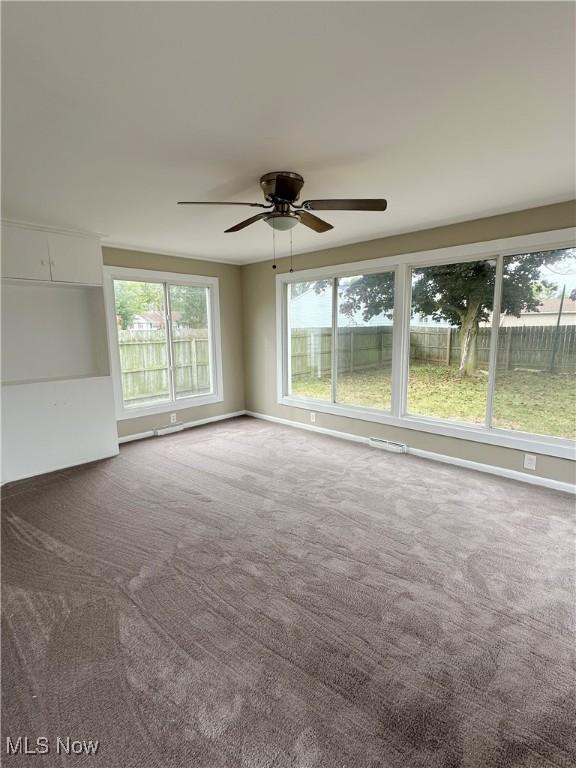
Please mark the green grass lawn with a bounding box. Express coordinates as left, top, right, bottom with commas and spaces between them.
291, 364, 575, 439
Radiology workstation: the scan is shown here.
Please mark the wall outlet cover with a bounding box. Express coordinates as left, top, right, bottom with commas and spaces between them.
310, 412, 316, 423
170, 413, 177, 424
523, 454, 537, 471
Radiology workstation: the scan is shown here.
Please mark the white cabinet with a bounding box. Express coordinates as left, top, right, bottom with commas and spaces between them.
2, 224, 103, 285
1, 226, 51, 280
48, 232, 103, 285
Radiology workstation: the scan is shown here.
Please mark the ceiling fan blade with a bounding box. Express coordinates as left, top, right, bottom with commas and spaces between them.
274, 174, 302, 202
299, 211, 333, 233
224, 212, 268, 233
301, 199, 388, 212
178, 200, 270, 208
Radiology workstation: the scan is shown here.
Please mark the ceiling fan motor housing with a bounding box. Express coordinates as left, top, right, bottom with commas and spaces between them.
260, 171, 304, 203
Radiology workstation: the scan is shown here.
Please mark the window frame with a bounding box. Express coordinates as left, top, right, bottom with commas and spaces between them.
276, 227, 575, 459
104, 266, 223, 420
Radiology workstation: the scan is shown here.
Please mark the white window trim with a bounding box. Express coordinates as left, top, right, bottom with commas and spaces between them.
104, 266, 224, 420
276, 227, 576, 460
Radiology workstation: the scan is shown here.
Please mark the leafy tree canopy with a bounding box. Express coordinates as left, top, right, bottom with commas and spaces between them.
114, 281, 162, 329
339, 249, 572, 325
169, 286, 208, 328
114, 282, 208, 330
312, 248, 574, 374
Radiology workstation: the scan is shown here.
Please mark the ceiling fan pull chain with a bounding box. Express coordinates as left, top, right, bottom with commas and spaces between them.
289, 229, 294, 273
272, 226, 277, 270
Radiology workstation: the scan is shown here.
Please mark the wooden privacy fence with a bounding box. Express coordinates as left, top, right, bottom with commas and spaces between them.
411, 325, 576, 372
291, 324, 576, 378
290, 327, 394, 378
118, 328, 210, 402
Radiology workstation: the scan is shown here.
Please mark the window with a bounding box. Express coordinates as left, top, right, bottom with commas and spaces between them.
407, 259, 496, 425
286, 272, 395, 409
277, 229, 575, 458
113, 280, 171, 407
336, 272, 395, 410
105, 268, 222, 417
492, 248, 576, 439
168, 285, 212, 400
288, 280, 333, 401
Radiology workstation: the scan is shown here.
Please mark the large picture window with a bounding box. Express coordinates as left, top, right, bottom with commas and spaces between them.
105, 268, 222, 418
277, 230, 575, 458
492, 249, 576, 439
288, 280, 333, 401
336, 272, 395, 410
407, 259, 496, 425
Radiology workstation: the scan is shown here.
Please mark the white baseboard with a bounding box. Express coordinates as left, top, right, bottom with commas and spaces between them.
246, 410, 370, 444
1, 449, 120, 486
245, 411, 575, 495
407, 448, 575, 494
118, 430, 155, 444
118, 411, 246, 444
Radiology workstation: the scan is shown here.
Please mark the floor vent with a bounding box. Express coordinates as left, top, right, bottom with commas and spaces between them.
154, 424, 184, 436
369, 437, 407, 453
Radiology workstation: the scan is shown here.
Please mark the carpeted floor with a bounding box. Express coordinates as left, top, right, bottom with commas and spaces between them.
2, 416, 575, 767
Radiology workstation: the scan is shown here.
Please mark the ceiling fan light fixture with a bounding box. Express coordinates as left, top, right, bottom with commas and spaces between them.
178, 171, 387, 234
265, 212, 300, 231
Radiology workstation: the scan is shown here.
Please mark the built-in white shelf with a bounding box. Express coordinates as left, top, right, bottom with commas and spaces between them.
2, 374, 112, 387
1, 222, 118, 484
1, 281, 110, 384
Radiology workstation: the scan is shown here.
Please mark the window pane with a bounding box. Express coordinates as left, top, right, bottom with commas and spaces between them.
407, 259, 496, 424
492, 248, 576, 439
168, 285, 212, 399
113, 280, 170, 407
288, 280, 333, 401
335, 272, 394, 410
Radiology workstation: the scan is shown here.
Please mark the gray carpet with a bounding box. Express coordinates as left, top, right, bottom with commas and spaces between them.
2, 416, 575, 767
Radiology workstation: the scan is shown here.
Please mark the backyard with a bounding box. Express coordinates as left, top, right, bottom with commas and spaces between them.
291, 364, 575, 439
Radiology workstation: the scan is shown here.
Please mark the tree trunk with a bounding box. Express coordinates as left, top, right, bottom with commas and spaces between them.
458, 302, 481, 375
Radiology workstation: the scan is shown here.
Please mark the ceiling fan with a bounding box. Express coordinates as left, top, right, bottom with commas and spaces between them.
178, 171, 387, 233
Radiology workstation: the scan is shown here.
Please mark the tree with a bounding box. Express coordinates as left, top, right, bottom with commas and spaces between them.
338, 249, 572, 375
114, 281, 163, 329
168, 286, 208, 328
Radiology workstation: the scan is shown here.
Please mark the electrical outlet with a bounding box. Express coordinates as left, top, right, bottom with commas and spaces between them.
523, 454, 537, 471
310, 412, 316, 424
170, 413, 177, 424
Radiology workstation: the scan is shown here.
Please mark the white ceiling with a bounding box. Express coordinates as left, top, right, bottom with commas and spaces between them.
2, 2, 575, 264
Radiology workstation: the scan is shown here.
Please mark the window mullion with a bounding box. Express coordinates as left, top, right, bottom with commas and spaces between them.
285, 283, 292, 397
390, 264, 410, 418
331, 278, 338, 404
205, 286, 214, 394
485, 254, 504, 430
163, 282, 176, 403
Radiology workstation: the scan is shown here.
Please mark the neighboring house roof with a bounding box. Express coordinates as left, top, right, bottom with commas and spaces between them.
130, 310, 183, 326
497, 296, 576, 327
521, 296, 576, 315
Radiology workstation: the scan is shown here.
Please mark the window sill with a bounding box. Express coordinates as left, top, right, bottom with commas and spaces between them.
278, 396, 576, 460
117, 392, 223, 421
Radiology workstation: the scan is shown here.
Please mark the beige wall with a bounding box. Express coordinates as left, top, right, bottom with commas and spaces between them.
241, 201, 576, 485
103, 248, 245, 438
